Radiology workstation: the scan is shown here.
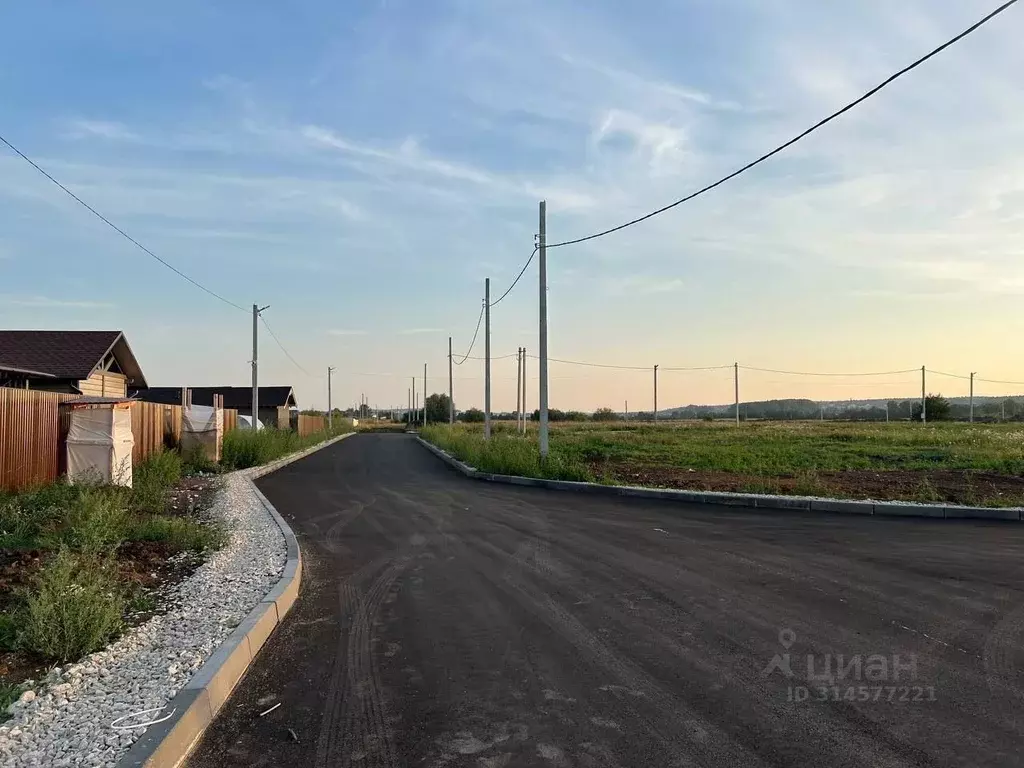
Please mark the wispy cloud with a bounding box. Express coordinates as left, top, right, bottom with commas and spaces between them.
0, 295, 114, 309
328, 329, 368, 336
64, 119, 139, 142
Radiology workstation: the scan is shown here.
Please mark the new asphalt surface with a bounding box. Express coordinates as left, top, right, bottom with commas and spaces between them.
187, 433, 1024, 767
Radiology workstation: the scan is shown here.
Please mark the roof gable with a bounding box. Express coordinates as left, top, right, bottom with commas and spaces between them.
0, 330, 147, 386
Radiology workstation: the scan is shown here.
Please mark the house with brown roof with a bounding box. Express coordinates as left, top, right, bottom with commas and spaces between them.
130, 386, 296, 428
0, 330, 148, 396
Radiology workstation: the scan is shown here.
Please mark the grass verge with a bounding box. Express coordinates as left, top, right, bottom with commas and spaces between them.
221, 425, 351, 469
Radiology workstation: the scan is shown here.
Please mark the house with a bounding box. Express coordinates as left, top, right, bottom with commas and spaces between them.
130, 386, 297, 428
0, 330, 147, 396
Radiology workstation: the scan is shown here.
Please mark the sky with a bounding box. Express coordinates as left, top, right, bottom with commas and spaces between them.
2, 0, 1023, 412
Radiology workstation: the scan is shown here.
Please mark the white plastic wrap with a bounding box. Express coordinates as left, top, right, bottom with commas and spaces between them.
181, 404, 224, 462
67, 406, 135, 487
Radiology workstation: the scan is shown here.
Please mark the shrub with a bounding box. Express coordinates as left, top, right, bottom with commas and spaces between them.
130, 451, 182, 515
46, 488, 128, 555
19, 549, 124, 662
124, 515, 226, 552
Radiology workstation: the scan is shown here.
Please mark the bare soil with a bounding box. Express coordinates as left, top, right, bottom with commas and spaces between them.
591, 460, 1024, 506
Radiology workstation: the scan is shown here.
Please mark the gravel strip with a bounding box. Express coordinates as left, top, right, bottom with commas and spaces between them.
0, 471, 286, 768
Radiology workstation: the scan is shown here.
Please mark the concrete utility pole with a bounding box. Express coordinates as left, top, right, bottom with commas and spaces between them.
412, 377, 416, 426
538, 200, 549, 458
448, 337, 454, 424
522, 347, 527, 434
485, 284, 492, 440
653, 365, 659, 423
970, 372, 976, 423
516, 348, 522, 433
251, 304, 270, 428
423, 363, 427, 427
734, 362, 740, 425
625, 400, 628, 421
921, 366, 927, 424
407, 388, 411, 425
327, 367, 335, 430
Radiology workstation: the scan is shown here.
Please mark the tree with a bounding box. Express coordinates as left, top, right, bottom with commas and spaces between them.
462, 407, 485, 423
912, 394, 951, 422
593, 407, 618, 421
425, 393, 452, 423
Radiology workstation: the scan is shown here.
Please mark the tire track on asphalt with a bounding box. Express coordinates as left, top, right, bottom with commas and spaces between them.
314, 552, 408, 768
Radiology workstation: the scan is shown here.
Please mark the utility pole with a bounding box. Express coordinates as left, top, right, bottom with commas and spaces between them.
885, 400, 889, 423
412, 376, 416, 427
448, 336, 454, 424
327, 367, 335, 430
921, 366, 926, 424
484, 285, 492, 440
423, 363, 427, 427
252, 304, 270, 428
625, 400, 628, 421
516, 348, 522, 433
407, 388, 411, 425
522, 347, 527, 434
539, 200, 549, 458
970, 372, 976, 423
653, 365, 659, 423
734, 362, 740, 425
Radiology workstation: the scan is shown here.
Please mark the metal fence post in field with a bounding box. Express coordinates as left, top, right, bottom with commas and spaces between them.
734, 362, 740, 425
653, 365, 658, 422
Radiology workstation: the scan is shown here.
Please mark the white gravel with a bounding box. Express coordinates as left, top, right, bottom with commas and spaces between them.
0, 470, 287, 768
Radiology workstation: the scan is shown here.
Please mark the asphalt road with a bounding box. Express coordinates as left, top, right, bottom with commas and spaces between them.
187, 433, 1024, 768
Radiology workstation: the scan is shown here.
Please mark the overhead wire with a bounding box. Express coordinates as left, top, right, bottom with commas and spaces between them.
0, 133, 248, 312
489, 246, 538, 306
740, 365, 919, 377
452, 302, 485, 365
546, 0, 1021, 249
261, 317, 315, 377
927, 369, 972, 380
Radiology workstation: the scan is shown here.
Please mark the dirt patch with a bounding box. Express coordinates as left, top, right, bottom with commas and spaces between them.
167, 475, 220, 517
592, 460, 1024, 507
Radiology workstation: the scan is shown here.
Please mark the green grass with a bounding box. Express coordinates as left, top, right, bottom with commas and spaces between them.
17, 549, 124, 663
420, 424, 593, 482
421, 421, 1024, 506
124, 514, 226, 552
221, 425, 351, 470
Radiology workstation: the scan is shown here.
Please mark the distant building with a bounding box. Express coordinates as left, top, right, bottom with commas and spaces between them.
0, 330, 147, 396
130, 386, 297, 428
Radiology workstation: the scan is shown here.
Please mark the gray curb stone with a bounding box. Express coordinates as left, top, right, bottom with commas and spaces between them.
118, 432, 355, 768
415, 436, 1022, 523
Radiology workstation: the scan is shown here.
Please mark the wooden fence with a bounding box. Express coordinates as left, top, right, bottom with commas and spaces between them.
0, 387, 242, 492
296, 413, 327, 437
0, 388, 76, 492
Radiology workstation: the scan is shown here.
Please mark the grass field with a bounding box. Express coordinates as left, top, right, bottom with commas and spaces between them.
420, 421, 1024, 507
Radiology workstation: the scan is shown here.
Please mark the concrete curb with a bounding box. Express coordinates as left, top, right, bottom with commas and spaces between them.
118, 432, 355, 768
416, 437, 1023, 522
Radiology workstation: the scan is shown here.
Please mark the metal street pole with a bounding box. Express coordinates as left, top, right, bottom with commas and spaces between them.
484, 284, 492, 440
412, 377, 416, 426
653, 365, 658, 423
921, 366, 926, 424
522, 347, 527, 434
448, 337, 454, 424
516, 347, 522, 433
970, 372, 976, 423
539, 200, 549, 458
407, 388, 411, 425
252, 303, 269, 428
734, 362, 740, 425
327, 367, 335, 430
423, 363, 427, 427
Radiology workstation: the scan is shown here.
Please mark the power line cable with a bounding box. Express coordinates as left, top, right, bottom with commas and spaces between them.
741, 365, 919, 377
927, 369, 971, 380
975, 376, 1024, 386
452, 302, 485, 365
261, 316, 314, 377
546, 0, 1020, 249
489, 246, 538, 306
0, 133, 248, 312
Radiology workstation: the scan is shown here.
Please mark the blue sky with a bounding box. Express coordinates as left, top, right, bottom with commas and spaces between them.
2, 0, 1023, 411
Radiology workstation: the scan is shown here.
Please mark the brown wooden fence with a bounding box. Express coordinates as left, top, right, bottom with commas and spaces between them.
0, 387, 243, 492
296, 413, 327, 437
0, 388, 76, 492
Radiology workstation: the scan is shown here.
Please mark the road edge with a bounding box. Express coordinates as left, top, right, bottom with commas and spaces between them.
415, 436, 1022, 522
117, 431, 356, 768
